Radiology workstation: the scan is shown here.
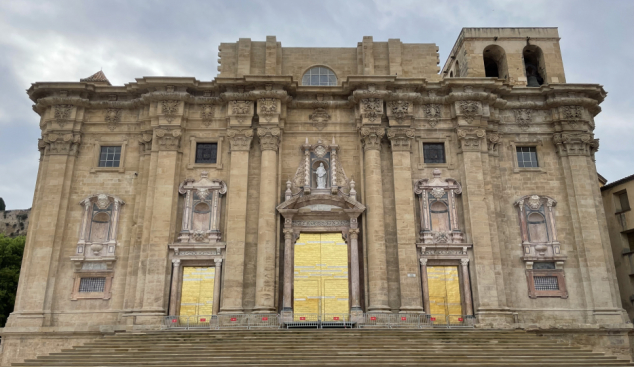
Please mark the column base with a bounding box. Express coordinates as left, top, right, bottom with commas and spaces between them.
399, 306, 424, 314
367, 306, 392, 314
252, 307, 277, 314
218, 307, 244, 314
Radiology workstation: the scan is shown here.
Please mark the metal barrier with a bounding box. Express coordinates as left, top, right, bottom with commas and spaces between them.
163, 314, 280, 330
358, 314, 423, 329
286, 313, 320, 329
424, 314, 476, 328
247, 314, 280, 329
321, 313, 353, 328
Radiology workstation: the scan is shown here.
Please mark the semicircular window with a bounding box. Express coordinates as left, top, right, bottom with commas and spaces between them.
302, 66, 337, 86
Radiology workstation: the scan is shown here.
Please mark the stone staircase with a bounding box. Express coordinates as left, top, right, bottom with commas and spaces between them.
13, 329, 634, 366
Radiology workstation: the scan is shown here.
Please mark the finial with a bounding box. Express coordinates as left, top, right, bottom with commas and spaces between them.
305, 137, 309, 144
332, 136, 336, 145
432, 168, 442, 177
285, 179, 292, 201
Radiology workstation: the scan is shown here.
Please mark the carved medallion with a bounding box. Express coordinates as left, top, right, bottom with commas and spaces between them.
431, 187, 445, 200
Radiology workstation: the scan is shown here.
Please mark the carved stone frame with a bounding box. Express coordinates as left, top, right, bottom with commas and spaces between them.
187, 136, 224, 170
417, 135, 455, 170
526, 269, 568, 299
90, 139, 128, 173
71, 271, 114, 300
509, 139, 546, 174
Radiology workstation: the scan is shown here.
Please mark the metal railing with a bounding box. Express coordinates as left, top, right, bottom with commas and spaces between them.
163, 313, 475, 330
163, 314, 280, 330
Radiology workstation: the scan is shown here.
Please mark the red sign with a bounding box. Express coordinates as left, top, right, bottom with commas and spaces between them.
333, 317, 340, 320
171, 319, 178, 323
401, 317, 407, 321
430, 317, 436, 321
300, 317, 306, 320
200, 318, 206, 322
370, 316, 377, 321
262, 317, 268, 321
458, 318, 464, 322
230, 317, 237, 321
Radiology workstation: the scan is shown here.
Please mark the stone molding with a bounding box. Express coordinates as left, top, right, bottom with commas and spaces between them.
257, 127, 281, 151
456, 128, 485, 152
227, 129, 254, 151
41, 132, 81, 156
155, 128, 182, 151
386, 128, 415, 151
359, 126, 385, 151
553, 132, 599, 157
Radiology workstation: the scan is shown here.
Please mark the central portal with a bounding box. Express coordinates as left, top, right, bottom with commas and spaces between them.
294, 233, 349, 317
427, 266, 462, 322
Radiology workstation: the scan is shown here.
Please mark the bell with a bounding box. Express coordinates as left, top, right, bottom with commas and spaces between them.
527, 75, 540, 87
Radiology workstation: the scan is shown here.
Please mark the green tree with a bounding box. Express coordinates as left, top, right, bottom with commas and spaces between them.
0, 197, 5, 211
0, 235, 25, 327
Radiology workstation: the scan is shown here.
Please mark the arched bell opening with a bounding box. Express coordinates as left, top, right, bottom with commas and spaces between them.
483, 45, 508, 79
523, 45, 546, 87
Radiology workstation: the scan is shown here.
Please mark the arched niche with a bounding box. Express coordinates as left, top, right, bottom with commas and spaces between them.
523, 45, 546, 87
483, 45, 508, 79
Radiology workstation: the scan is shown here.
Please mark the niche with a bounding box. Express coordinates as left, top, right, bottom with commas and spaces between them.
523, 45, 546, 87
483, 45, 508, 79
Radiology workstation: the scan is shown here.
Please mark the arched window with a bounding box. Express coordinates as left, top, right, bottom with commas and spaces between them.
483, 45, 508, 79
302, 66, 337, 86
454, 61, 460, 77
523, 45, 546, 87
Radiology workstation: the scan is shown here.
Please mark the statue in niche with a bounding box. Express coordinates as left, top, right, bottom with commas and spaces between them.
315, 163, 328, 189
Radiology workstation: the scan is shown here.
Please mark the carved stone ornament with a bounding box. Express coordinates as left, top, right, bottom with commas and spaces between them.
54, 104, 73, 128
388, 100, 410, 124
553, 132, 599, 157
359, 126, 385, 151
201, 105, 214, 126
514, 194, 564, 263
424, 104, 441, 127
258, 98, 278, 122
289, 138, 351, 196
414, 168, 464, 244
42, 132, 81, 156
178, 171, 227, 244
386, 128, 415, 151
231, 100, 253, 123
161, 100, 179, 123
562, 106, 583, 120
487, 133, 500, 154
458, 101, 480, 124
155, 128, 182, 150
257, 127, 281, 151
227, 128, 254, 151
514, 109, 531, 130
456, 128, 485, 151
527, 195, 542, 210
309, 108, 330, 131
138, 133, 153, 153
361, 98, 383, 123
96, 193, 111, 210
105, 108, 122, 131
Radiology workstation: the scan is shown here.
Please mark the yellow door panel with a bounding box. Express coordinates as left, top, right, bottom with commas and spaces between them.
427, 266, 462, 322
179, 267, 215, 317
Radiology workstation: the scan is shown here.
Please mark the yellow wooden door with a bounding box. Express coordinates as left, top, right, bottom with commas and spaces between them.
179, 267, 215, 317
294, 233, 349, 319
427, 266, 462, 323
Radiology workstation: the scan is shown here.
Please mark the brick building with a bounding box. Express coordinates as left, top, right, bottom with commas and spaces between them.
1, 28, 630, 364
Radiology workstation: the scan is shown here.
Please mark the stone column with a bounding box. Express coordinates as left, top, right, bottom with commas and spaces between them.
420, 258, 430, 314
282, 227, 294, 311
359, 126, 390, 312
220, 128, 253, 314
387, 128, 424, 313
213, 259, 223, 315
456, 127, 504, 321
141, 128, 182, 316
460, 258, 473, 316
254, 127, 281, 313
348, 228, 361, 310
11, 131, 81, 327
169, 259, 181, 316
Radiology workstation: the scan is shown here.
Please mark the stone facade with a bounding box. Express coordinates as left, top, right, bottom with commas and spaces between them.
1, 28, 631, 365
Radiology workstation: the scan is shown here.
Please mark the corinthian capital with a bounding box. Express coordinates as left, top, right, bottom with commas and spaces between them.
257, 127, 281, 151
359, 126, 385, 151
227, 129, 254, 151
553, 132, 599, 157
456, 128, 486, 152
386, 128, 415, 152
42, 132, 82, 156
155, 128, 182, 150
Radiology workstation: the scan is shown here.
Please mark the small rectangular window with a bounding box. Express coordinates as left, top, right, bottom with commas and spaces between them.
616, 191, 630, 213
533, 276, 559, 291
99, 146, 121, 168
195, 143, 218, 164
79, 277, 106, 293
516, 146, 538, 168
423, 143, 446, 164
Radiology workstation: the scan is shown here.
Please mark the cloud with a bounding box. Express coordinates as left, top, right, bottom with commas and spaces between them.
0, 0, 632, 209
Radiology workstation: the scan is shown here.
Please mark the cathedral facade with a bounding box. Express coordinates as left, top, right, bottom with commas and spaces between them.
2, 27, 630, 364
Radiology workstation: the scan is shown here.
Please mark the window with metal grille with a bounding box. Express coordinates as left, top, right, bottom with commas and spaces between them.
79, 277, 106, 293
99, 146, 121, 167
516, 146, 538, 168
534, 276, 559, 291
301, 67, 337, 86
423, 143, 446, 164
195, 143, 217, 164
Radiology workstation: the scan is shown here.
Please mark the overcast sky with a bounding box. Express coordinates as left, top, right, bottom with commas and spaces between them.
0, 0, 632, 209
